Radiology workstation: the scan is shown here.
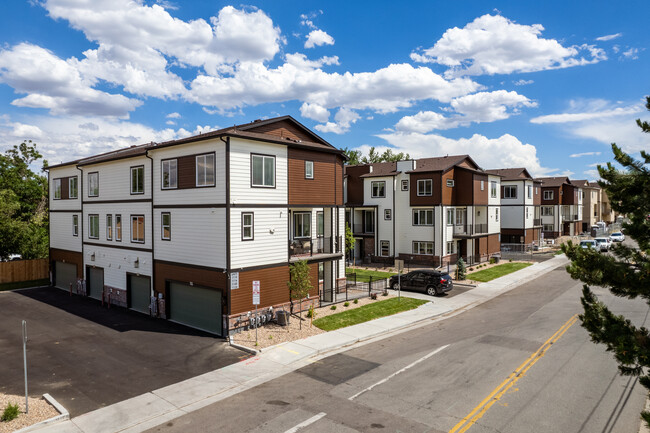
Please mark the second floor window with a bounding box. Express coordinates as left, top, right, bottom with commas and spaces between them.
496, 208, 499, 222
503, 185, 517, 198
69, 177, 78, 198
88, 172, 99, 197
542, 206, 554, 216
196, 154, 215, 187
317, 211, 324, 237
491, 181, 497, 198
413, 209, 433, 226
115, 215, 122, 241
131, 215, 145, 243
447, 208, 455, 225
417, 179, 432, 196
371, 181, 385, 198
241, 212, 253, 240
305, 161, 314, 179
54, 179, 61, 199
162, 213, 171, 240
72, 215, 78, 236
89, 214, 99, 239
527, 185, 532, 199
544, 190, 554, 200
106, 214, 112, 240
251, 154, 275, 187
131, 166, 144, 194
162, 159, 177, 189
293, 212, 311, 238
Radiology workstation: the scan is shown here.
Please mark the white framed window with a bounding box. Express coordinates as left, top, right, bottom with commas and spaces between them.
54, 178, 61, 199
161, 159, 177, 189
106, 214, 112, 240
481, 180, 485, 191
446, 241, 455, 255
115, 215, 122, 241
504, 185, 517, 198
495, 208, 499, 222
293, 212, 311, 238
401, 179, 409, 191
89, 214, 99, 239
446, 179, 455, 187
88, 172, 99, 197
412, 241, 433, 255
196, 154, 215, 187
543, 224, 554, 232
69, 177, 78, 199
162, 212, 171, 240
413, 209, 433, 226
131, 166, 144, 194
542, 206, 554, 216
305, 160, 314, 179
131, 215, 145, 243
241, 212, 253, 240
491, 181, 498, 198
455, 208, 466, 225
371, 181, 385, 198
417, 179, 432, 196
447, 208, 455, 225
544, 190, 554, 200
384, 209, 392, 220
380, 240, 390, 257
535, 187, 539, 195
251, 154, 275, 187
527, 185, 532, 199
72, 215, 78, 236
317, 211, 324, 237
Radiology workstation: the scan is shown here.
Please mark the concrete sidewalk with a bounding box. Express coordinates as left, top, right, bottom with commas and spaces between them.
33, 255, 569, 433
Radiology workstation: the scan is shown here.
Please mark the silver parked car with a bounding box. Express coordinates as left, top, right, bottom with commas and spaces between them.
580, 240, 597, 249
609, 232, 625, 242
594, 237, 610, 252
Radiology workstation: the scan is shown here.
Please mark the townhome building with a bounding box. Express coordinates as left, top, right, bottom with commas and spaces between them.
596, 182, 618, 224
344, 155, 501, 266
573, 179, 600, 232
536, 177, 583, 238
485, 168, 542, 244
48, 116, 346, 337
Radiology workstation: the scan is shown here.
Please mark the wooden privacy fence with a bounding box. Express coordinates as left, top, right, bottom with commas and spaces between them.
0, 259, 49, 284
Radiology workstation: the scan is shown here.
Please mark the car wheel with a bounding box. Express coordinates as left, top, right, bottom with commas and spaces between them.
426, 286, 437, 296
392, 282, 400, 290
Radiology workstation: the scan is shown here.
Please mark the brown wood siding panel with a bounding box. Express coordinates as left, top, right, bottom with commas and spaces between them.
246, 120, 315, 142
288, 148, 336, 205
50, 248, 83, 278
409, 172, 442, 205
231, 264, 290, 314
441, 169, 454, 205
345, 165, 370, 205
487, 234, 500, 255
473, 173, 488, 205
153, 260, 226, 306
454, 169, 473, 205
61, 176, 70, 200
562, 185, 576, 205
177, 155, 196, 189
475, 237, 488, 256
336, 157, 344, 205
501, 228, 524, 237
533, 185, 541, 205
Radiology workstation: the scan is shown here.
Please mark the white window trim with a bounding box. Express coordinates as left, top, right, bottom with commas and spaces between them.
161, 159, 178, 190
412, 241, 433, 255
131, 166, 145, 194
251, 154, 276, 188
480, 180, 485, 191
544, 190, 554, 200
305, 160, 314, 179
371, 181, 386, 198
131, 215, 145, 244
446, 241, 455, 255
384, 209, 392, 220
196, 154, 215, 187
293, 212, 311, 239
162, 212, 172, 241
72, 215, 78, 237
54, 178, 61, 199
413, 209, 433, 226
115, 214, 122, 242
446, 179, 455, 187
88, 172, 99, 197
242, 212, 254, 241
106, 214, 112, 241
380, 240, 390, 257
490, 181, 498, 198
417, 179, 432, 196
69, 177, 78, 199
88, 214, 99, 239
447, 208, 455, 226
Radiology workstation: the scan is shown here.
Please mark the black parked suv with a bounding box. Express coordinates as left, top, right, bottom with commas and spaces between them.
389, 270, 453, 296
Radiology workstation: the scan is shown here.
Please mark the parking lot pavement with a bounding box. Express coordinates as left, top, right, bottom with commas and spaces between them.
0, 287, 249, 416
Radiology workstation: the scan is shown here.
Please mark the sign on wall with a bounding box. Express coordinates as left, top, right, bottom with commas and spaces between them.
230, 272, 239, 290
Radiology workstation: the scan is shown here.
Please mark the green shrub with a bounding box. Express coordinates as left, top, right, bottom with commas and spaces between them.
306, 305, 315, 318
489, 257, 496, 264
371, 293, 378, 300
344, 301, 350, 307
509, 259, 513, 262
2, 403, 19, 422
330, 305, 337, 310
353, 299, 359, 304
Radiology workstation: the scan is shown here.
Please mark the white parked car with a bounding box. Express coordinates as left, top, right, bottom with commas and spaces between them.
580, 240, 597, 250
609, 232, 625, 242
594, 237, 610, 252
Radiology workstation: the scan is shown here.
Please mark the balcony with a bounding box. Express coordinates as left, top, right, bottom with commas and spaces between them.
353, 223, 374, 235
533, 218, 542, 226
453, 224, 488, 237
289, 236, 343, 260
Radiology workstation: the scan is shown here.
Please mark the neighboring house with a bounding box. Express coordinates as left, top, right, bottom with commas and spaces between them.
574, 180, 600, 232
536, 177, 584, 238
596, 182, 618, 224
47, 116, 346, 336
344, 155, 501, 266
485, 168, 542, 245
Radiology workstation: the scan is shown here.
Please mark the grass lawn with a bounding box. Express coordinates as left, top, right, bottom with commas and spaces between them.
467, 262, 532, 282
346, 267, 396, 283
0, 278, 50, 292
313, 297, 428, 331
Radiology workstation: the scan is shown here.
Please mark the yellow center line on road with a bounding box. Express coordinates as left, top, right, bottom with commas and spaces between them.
448, 314, 579, 433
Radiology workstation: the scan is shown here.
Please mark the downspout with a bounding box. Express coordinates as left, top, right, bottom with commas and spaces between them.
75, 165, 84, 282
392, 176, 396, 264
144, 150, 154, 306
220, 136, 231, 335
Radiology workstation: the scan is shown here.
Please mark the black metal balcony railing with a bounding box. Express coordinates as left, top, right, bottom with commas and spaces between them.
533, 218, 542, 226
289, 236, 342, 258
573, 214, 579, 221
453, 224, 488, 236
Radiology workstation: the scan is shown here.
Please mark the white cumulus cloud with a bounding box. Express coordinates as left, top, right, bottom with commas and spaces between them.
305, 29, 335, 48
315, 107, 360, 134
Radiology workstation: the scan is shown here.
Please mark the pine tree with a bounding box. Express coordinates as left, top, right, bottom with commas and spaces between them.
562, 96, 650, 426
456, 257, 467, 280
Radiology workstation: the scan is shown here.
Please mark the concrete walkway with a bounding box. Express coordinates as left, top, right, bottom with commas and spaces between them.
33, 255, 569, 433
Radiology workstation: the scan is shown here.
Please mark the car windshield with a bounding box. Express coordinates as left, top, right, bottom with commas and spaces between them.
580, 241, 595, 246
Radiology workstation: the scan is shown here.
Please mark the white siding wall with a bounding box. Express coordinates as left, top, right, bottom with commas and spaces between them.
151, 139, 226, 206
229, 138, 287, 205
501, 180, 524, 205
488, 206, 500, 234
153, 208, 226, 268
49, 165, 81, 211
82, 157, 151, 201
83, 203, 152, 249
488, 175, 501, 206
230, 208, 288, 269
364, 176, 394, 256
84, 247, 152, 290
50, 212, 82, 252
501, 206, 521, 229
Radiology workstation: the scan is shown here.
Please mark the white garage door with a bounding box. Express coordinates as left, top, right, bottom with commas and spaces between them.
169, 282, 222, 335
54, 261, 77, 291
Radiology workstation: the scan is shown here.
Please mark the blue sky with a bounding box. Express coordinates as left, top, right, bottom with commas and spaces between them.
0, 0, 647, 179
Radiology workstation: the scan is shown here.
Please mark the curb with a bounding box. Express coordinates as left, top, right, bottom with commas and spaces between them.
13, 393, 69, 433
228, 337, 259, 356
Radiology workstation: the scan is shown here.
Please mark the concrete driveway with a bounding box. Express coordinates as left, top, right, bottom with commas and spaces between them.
0, 287, 248, 416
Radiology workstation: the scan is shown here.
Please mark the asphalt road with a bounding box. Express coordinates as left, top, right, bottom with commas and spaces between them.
147, 265, 649, 432
0, 287, 247, 416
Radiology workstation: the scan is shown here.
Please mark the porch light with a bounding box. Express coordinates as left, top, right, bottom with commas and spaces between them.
90, 252, 95, 261
134, 257, 139, 268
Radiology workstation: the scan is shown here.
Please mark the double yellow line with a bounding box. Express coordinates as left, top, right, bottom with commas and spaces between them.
449, 314, 579, 433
